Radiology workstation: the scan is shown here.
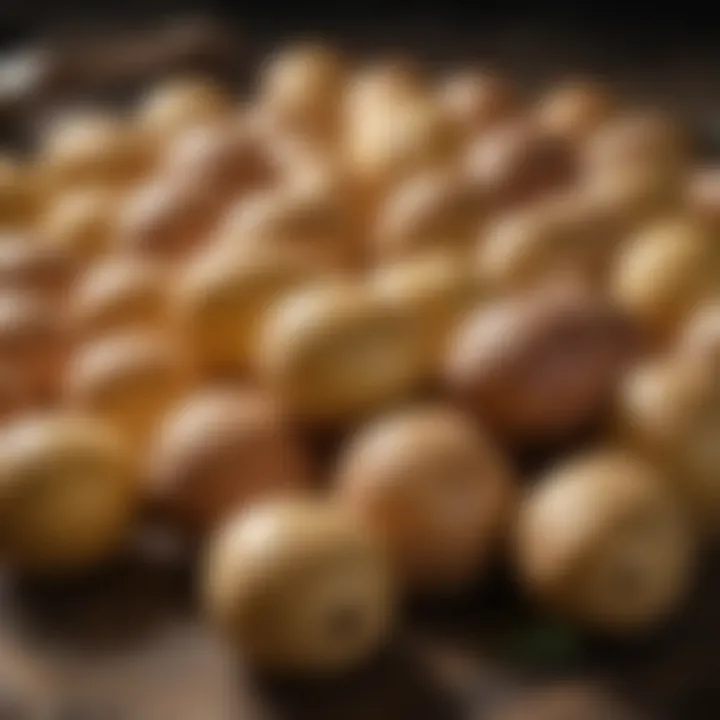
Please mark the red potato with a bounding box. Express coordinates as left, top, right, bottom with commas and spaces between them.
445, 284, 637, 446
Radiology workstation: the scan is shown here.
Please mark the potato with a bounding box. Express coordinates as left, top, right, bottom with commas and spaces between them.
464, 119, 575, 210
515, 450, 695, 633
0, 412, 138, 572
688, 167, 720, 230
582, 111, 688, 180
255, 280, 424, 423
0, 237, 73, 301
38, 186, 119, 263
217, 184, 358, 271
535, 79, 613, 143
116, 176, 220, 261
0, 363, 29, 421
68, 255, 168, 341
336, 404, 515, 591
373, 168, 483, 260
40, 111, 152, 190
258, 43, 345, 143
148, 388, 311, 534
437, 70, 518, 139
0, 292, 66, 404
159, 120, 277, 204
611, 216, 719, 342
445, 285, 636, 445
345, 90, 458, 197
64, 331, 193, 450
203, 498, 394, 673
620, 359, 720, 528
476, 192, 616, 293
136, 76, 234, 139
173, 243, 321, 375
371, 250, 483, 373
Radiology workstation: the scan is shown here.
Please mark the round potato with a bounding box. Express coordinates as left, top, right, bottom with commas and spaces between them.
64, 331, 193, 450
67, 255, 168, 341
149, 387, 311, 534
203, 498, 394, 674
0, 412, 138, 572
515, 451, 694, 634
255, 280, 425, 423
336, 404, 515, 591
445, 285, 636, 445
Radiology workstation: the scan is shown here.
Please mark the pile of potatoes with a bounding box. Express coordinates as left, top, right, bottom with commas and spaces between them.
0, 42, 718, 678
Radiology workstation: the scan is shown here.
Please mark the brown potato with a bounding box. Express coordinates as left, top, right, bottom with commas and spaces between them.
437, 70, 518, 139
515, 450, 695, 633
203, 497, 394, 673
136, 76, 234, 139
336, 404, 515, 591
38, 186, 119, 263
258, 43, 345, 143
255, 280, 424, 423
40, 111, 153, 190
535, 79, 613, 143
0, 412, 138, 573
159, 120, 277, 204
68, 255, 168, 341
620, 359, 720, 527
464, 119, 575, 210
0, 292, 66, 404
373, 168, 484, 260
64, 331, 193, 450
371, 250, 483, 373
611, 216, 719, 342
116, 176, 220, 261
174, 242, 321, 375
445, 285, 636, 445
148, 388, 311, 534
217, 184, 358, 271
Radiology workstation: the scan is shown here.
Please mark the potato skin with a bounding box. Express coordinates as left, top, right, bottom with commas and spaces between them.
620, 358, 720, 528
336, 404, 516, 591
611, 217, 719, 343
148, 388, 311, 534
515, 451, 695, 634
203, 498, 394, 674
0, 412, 138, 573
444, 285, 637, 446
255, 281, 425, 423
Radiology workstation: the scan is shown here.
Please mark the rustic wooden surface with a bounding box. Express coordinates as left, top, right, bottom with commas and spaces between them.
1, 17, 720, 720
